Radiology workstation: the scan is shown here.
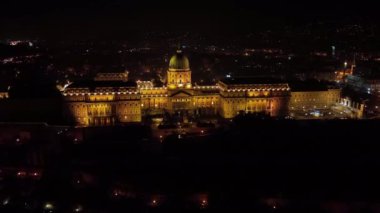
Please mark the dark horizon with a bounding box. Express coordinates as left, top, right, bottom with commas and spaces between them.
1, 0, 380, 40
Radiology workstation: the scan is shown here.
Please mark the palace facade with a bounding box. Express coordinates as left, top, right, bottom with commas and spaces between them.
62, 49, 340, 126
289, 81, 341, 110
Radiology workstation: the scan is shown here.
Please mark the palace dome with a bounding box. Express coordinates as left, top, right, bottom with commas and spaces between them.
169, 50, 190, 70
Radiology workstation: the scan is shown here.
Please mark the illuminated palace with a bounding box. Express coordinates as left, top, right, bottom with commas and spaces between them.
62, 49, 340, 126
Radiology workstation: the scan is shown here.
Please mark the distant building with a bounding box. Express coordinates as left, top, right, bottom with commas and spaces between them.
0, 91, 8, 99
331, 46, 336, 58
94, 71, 129, 82
309, 71, 336, 82
335, 64, 354, 83
137, 80, 154, 89
0, 85, 8, 99
346, 75, 380, 97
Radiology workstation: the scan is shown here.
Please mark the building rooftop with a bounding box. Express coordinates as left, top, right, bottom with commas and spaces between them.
289, 80, 337, 92
67, 80, 137, 89
219, 77, 286, 85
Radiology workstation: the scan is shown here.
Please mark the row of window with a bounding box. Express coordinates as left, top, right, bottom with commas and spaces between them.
292, 93, 340, 98
292, 98, 339, 102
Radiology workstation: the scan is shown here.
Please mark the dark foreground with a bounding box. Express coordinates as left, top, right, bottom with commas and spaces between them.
1, 119, 380, 212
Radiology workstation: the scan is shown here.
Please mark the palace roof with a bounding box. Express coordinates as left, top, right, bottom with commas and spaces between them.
219, 77, 286, 86
289, 80, 337, 92
67, 80, 137, 89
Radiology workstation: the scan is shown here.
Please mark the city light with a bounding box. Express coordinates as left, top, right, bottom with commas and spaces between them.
44, 202, 54, 210
200, 199, 208, 208
2, 198, 9, 206
150, 197, 160, 207
74, 205, 83, 212
17, 170, 27, 177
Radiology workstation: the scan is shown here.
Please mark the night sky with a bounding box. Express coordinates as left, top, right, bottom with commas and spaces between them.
1, 0, 379, 39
